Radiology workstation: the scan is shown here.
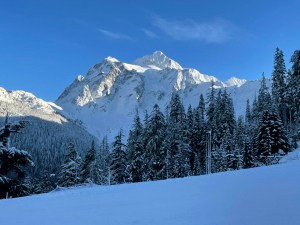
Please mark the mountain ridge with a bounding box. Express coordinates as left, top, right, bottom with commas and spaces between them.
0, 86, 99, 176
55, 51, 267, 140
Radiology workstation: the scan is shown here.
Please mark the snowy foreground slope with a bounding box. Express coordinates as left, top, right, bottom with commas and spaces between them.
1, 153, 300, 225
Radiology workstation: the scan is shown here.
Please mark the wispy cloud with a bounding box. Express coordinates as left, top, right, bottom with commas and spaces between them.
98, 28, 133, 40
142, 28, 158, 39
152, 16, 235, 43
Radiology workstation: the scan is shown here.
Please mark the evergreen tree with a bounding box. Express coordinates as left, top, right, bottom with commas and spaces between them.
212, 147, 227, 173
251, 96, 259, 125
257, 111, 289, 164
161, 129, 172, 179
98, 136, 111, 185
169, 92, 185, 123
190, 108, 206, 175
80, 141, 97, 183
206, 81, 217, 133
215, 89, 236, 149
0, 118, 33, 198
286, 50, 300, 133
235, 116, 245, 152
257, 73, 272, 115
110, 130, 127, 184
195, 94, 207, 175
32, 172, 54, 194
197, 94, 205, 125
242, 137, 255, 169
58, 143, 82, 187
222, 89, 236, 135
245, 99, 252, 126
271, 48, 287, 125
126, 113, 144, 183
127, 113, 143, 160
143, 104, 166, 180
206, 80, 218, 169
166, 93, 190, 178
186, 105, 196, 175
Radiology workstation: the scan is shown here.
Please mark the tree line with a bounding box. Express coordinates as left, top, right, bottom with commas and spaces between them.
0, 48, 299, 198
56, 48, 299, 188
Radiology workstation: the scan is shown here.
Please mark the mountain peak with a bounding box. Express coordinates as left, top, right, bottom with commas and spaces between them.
133, 51, 183, 70
104, 56, 119, 63
152, 50, 164, 56
225, 77, 247, 87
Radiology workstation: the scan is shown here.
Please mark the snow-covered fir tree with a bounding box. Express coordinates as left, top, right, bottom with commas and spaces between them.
190, 99, 206, 175
242, 136, 255, 169
80, 141, 97, 183
206, 81, 217, 146
257, 73, 272, 114
245, 99, 252, 127
0, 116, 33, 198
126, 113, 144, 183
32, 172, 54, 194
286, 50, 300, 135
58, 143, 82, 187
271, 47, 287, 125
110, 130, 127, 184
186, 105, 196, 175
143, 104, 167, 180
166, 93, 190, 178
257, 111, 289, 164
97, 136, 111, 185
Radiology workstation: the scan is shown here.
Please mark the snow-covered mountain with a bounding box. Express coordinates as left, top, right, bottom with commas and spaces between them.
0, 87, 98, 176
56, 51, 267, 140
0, 87, 64, 123
133, 50, 183, 70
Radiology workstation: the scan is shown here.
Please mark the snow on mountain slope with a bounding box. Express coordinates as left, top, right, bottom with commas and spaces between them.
56, 51, 266, 140
1, 151, 299, 225
0, 87, 98, 175
0, 87, 64, 123
133, 50, 183, 70
225, 76, 247, 87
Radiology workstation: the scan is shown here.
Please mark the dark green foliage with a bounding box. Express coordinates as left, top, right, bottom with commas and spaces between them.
245, 99, 251, 126
257, 73, 272, 114
58, 143, 82, 187
126, 114, 144, 183
271, 48, 287, 124
32, 172, 54, 194
191, 110, 206, 175
8, 116, 98, 179
81, 141, 97, 183
257, 111, 289, 163
110, 130, 127, 184
206, 81, 217, 135
242, 138, 255, 169
97, 136, 111, 185
286, 50, 300, 136
166, 94, 190, 178
143, 104, 166, 180
0, 119, 33, 199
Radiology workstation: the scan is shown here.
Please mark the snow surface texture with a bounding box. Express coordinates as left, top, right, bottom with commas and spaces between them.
56, 51, 268, 140
1, 147, 299, 225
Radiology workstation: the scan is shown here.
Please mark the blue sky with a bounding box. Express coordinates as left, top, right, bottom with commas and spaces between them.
1, 0, 300, 101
